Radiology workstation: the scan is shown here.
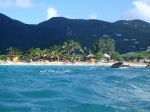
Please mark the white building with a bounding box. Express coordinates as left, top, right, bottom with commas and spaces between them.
135, 42, 139, 44
131, 39, 136, 41
147, 46, 150, 51
123, 39, 128, 41
116, 34, 122, 36
103, 35, 108, 37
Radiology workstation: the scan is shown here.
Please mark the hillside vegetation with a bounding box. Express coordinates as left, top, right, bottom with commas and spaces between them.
0, 13, 150, 54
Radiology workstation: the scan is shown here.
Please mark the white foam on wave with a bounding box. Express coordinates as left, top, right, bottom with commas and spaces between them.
40, 68, 71, 74
132, 66, 145, 69
117, 67, 130, 69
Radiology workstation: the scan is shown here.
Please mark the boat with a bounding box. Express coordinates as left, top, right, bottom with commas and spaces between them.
111, 62, 130, 68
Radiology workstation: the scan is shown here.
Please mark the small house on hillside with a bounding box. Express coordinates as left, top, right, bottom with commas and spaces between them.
135, 42, 139, 44
103, 35, 108, 37
131, 39, 136, 41
116, 34, 122, 36
123, 39, 128, 41
147, 46, 150, 51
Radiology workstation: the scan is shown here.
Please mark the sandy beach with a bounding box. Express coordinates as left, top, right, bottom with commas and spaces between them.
0, 61, 148, 67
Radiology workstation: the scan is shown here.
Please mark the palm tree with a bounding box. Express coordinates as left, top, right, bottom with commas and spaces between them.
72, 41, 82, 54
49, 45, 62, 61
62, 41, 72, 55
79, 47, 92, 56
79, 47, 94, 61
43, 48, 51, 58
25, 48, 35, 61
28, 48, 35, 56
7, 47, 15, 57
62, 40, 81, 55
33, 48, 43, 59
7, 47, 22, 60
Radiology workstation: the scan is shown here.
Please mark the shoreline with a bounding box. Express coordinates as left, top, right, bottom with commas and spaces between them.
0, 61, 147, 67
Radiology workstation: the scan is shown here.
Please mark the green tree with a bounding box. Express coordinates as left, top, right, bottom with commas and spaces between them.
32, 48, 43, 59
35, 48, 43, 59
94, 36, 115, 55
43, 48, 51, 58
49, 45, 62, 59
25, 48, 35, 60
133, 53, 144, 61
62, 40, 81, 55
0, 55, 7, 60
111, 51, 122, 61
79, 47, 92, 56
19, 55, 29, 61
122, 54, 131, 61
7, 47, 22, 58
95, 51, 103, 60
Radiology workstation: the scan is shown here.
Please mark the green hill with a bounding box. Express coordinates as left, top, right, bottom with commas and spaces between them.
0, 13, 150, 54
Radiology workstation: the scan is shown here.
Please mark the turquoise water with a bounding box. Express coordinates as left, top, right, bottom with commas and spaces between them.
0, 65, 150, 112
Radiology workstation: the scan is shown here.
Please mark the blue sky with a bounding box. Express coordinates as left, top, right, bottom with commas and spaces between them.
0, 0, 150, 24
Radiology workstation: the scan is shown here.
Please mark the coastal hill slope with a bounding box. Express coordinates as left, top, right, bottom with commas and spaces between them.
0, 13, 150, 54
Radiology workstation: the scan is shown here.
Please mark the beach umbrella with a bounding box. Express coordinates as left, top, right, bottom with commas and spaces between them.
86, 54, 94, 58
104, 53, 110, 58
91, 59, 95, 63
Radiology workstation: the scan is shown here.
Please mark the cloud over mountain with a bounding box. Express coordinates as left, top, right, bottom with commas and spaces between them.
46, 7, 59, 20
89, 13, 98, 19
120, 0, 150, 22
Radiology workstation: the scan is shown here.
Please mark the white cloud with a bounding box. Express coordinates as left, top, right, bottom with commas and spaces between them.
46, 7, 72, 20
0, 0, 35, 8
0, 0, 12, 8
120, 0, 150, 22
46, 7, 58, 20
15, 0, 35, 8
89, 13, 98, 19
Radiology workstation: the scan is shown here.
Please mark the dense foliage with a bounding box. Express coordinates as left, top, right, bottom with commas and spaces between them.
0, 37, 149, 62
94, 36, 115, 55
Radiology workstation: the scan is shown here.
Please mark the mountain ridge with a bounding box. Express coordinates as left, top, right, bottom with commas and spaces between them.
0, 13, 150, 54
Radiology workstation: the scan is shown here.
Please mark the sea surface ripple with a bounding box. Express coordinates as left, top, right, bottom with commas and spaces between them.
0, 65, 150, 112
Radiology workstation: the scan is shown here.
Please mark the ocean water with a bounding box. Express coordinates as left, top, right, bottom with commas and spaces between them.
0, 65, 150, 112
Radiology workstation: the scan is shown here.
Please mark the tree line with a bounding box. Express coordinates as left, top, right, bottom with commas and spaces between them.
0, 36, 149, 62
